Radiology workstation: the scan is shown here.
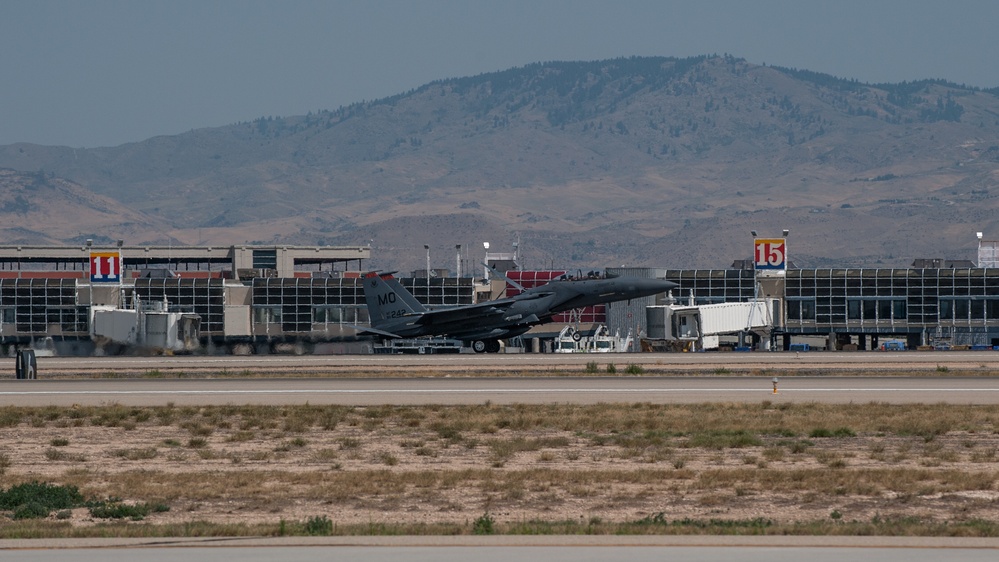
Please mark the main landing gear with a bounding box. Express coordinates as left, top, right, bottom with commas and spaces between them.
471, 339, 502, 353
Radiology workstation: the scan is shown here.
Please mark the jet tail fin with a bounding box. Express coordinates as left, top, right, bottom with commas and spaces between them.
381, 275, 427, 313
361, 271, 425, 324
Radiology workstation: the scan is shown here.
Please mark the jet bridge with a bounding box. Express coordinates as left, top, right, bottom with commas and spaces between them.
91, 297, 201, 354
646, 299, 777, 351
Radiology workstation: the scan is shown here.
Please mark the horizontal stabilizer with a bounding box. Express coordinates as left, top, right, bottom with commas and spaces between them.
347, 324, 403, 339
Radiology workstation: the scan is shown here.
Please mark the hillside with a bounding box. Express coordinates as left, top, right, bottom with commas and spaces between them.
1, 55, 998, 272
0, 168, 171, 246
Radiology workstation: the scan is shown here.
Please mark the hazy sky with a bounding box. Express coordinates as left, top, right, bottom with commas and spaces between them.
3, 0, 997, 148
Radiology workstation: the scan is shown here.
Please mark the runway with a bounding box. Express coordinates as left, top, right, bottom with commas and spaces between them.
5, 350, 999, 375
0, 536, 996, 562
2, 375, 998, 406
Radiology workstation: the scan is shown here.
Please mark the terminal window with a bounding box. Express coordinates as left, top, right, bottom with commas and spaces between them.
847, 299, 906, 321
786, 299, 816, 322
252, 306, 282, 324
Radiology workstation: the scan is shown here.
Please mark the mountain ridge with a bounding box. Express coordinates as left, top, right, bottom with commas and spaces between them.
2, 55, 998, 272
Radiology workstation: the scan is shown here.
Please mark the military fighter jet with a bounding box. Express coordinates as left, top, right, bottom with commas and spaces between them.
355, 270, 676, 352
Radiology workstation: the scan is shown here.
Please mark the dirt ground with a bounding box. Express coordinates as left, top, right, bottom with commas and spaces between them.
4, 410, 999, 530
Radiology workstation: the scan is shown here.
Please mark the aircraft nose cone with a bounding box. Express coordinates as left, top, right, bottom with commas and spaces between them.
632, 278, 677, 296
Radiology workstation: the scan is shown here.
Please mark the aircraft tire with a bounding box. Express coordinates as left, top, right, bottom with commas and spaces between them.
472, 340, 488, 353
486, 340, 501, 353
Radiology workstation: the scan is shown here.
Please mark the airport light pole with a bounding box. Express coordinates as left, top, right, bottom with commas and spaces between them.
424, 244, 430, 282
116, 239, 124, 309
86, 239, 93, 336
483, 242, 490, 279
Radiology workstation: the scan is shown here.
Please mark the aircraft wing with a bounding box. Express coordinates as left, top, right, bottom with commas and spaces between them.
414, 301, 513, 326
414, 292, 551, 326
550, 294, 595, 313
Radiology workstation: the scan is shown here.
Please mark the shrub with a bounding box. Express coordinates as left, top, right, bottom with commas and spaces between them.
13, 502, 50, 520
338, 437, 361, 450
687, 430, 762, 449
0, 409, 23, 428
89, 502, 149, 520
226, 431, 255, 443
112, 448, 158, 461
182, 422, 213, 437
789, 440, 812, 454
0, 482, 83, 511
304, 515, 333, 536
472, 513, 495, 535
414, 446, 437, 457
624, 364, 644, 375
810, 427, 856, 438
88, 500, 168, 520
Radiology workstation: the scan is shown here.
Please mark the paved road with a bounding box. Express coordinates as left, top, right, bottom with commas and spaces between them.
4, 350, 999, 375
2, 375, 998, 406
6, 545, 999, 562
3, 536, 999, 561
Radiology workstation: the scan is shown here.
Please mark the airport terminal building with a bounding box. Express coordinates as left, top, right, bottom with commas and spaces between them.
660, 263, 999, 350
3, 242, 999, 353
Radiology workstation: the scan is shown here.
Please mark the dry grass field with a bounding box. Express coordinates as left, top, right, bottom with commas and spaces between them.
3, 401, 999, 537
